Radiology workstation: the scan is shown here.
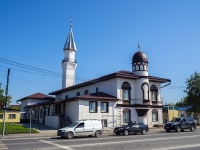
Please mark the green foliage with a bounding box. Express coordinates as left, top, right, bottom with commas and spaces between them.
9, 105, 21, 111
0, 122, 39, 134
175, 98, 187, 107
184, 72, 200, 114
0, 83, 12, 108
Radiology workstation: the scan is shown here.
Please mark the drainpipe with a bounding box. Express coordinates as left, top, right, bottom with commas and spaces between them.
161, 80, 171, 88
112, 101, 118, 128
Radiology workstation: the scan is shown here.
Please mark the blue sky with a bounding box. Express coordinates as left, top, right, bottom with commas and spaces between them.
0, 0, 200, 104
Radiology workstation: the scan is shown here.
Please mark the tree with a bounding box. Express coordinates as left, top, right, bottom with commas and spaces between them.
175, 98, 187, 107
184, 72, 200, 114
0, 83, 12, 109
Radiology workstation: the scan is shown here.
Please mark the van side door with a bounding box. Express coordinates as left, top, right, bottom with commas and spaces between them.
74, 122, 85, 136
84, 121, 94, 135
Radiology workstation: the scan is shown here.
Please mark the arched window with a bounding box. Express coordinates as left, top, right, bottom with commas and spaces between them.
150, 85, 158, 101
140, 64, 144, 70
121, 82, 131, 100
152, 109, 158, 121
136, 65, 139, 70
142, 83, 149, 100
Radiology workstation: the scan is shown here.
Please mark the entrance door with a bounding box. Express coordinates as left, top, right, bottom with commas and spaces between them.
123, 109, 131, 124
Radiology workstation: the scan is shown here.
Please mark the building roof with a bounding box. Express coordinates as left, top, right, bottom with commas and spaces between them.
49, 70, 171, 95
26, 92, 118, 108
63, 22, 76, 51
75, 92, 118, 100
132, 51, 148, 63
17, 92, 55, 102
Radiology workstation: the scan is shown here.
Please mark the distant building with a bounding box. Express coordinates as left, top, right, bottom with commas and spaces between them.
18, 21, 171, 128
0, 109, 21, 123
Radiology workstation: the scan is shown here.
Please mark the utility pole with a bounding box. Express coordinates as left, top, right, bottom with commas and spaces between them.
2, 68, 10, 137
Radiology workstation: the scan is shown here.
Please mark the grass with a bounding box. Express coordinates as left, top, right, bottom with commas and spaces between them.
0, 122, 39, 134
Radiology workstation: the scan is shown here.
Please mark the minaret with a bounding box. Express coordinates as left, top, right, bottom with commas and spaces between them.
132, 41, 148, 76
62, 18, 77, 88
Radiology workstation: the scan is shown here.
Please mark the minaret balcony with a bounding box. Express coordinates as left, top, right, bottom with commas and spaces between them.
62, 57, 77, 63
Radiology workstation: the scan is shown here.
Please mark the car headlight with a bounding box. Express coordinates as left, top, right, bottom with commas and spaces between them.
61, 130, 66, 132
118, 128, 124, 130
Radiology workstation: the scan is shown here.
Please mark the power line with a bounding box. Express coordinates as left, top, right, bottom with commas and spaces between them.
0, 57, 90, 81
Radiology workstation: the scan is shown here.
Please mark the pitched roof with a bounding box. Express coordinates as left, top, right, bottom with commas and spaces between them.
26, 92, 118, 108
17, 92, 55, 102
75, 92, 118, 100
49, 70, 171, 95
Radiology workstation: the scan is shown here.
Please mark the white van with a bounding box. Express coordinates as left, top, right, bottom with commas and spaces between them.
57, 119, 103, 139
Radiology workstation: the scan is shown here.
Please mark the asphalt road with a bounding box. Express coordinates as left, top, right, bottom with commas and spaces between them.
1, 129, 200, 150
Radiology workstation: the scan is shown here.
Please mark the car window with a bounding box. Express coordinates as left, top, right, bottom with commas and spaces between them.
138, 122, 144, 125
77, 122, 84, 128
68, 122, 79, 127
182, 119, 186, 122
171, 118, 181, 122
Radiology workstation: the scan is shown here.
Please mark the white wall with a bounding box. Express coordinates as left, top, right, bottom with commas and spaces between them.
65, 101, 79, 123
130, 108, 138, 121
45, 116, 59, 128
20, 99, 52, 111
60, 78, 118, 100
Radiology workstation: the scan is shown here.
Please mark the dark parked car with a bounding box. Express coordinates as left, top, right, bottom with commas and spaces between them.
164, 117, 196, 132
113, 121, 149, 135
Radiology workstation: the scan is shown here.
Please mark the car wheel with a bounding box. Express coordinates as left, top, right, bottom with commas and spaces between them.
95, 130, 101, 137
66, 132, 74, 139
124, 130, 128, 136
61, 136, 65, 139
142, 129, 146, 135
166, 129, 170, 132
176, 126, 181, 132
190, 125, 195, 132
116, 133, 120, 135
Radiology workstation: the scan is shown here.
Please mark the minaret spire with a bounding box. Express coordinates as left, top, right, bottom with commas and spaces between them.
63, 17, 77, 51
70, 17, 73, 30
138, 40, 141, 51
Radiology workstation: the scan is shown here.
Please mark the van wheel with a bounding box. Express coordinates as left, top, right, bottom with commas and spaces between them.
190, 125, 195, 132
66, 132, 74, 139
95, 131, 101, 137
124, 130, 128, 136
116, 133, 120, 135
166, 129, 170, 132
176, 126, 181, 132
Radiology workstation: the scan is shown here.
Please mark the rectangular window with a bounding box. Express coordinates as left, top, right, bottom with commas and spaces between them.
0, 114, 3, 119
122, 89, 129, 100
8, 114, 16, 119
96, 87, 99, 93
181, 114, 185, 117
76, 92, 80, 96
84, 90, 89, 95
152, 112, 158, 121
151, 92, 157, 101
89, 101, 97, 113
101, 102, 108, 113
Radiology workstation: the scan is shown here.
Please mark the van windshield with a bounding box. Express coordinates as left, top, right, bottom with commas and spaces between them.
67, 122, 79, 127
170, 118, 181, 122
